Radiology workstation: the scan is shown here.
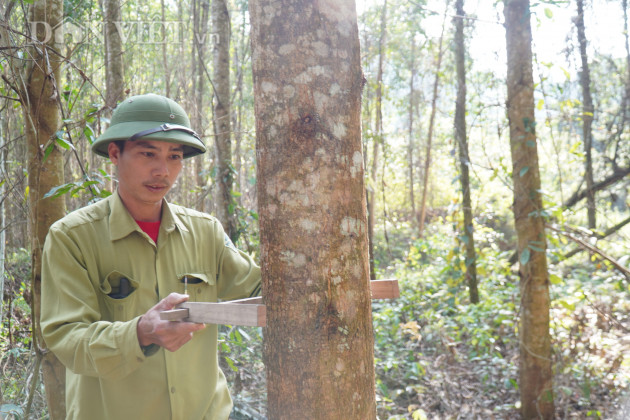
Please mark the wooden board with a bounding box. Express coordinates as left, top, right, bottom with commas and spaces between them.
160, 279, 398, 327
161, 301, 266, 327
371, 278, 399, 299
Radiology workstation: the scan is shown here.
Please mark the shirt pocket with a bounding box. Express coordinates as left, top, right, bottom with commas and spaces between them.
99, 270, 140, 322
177, 272, 216, 303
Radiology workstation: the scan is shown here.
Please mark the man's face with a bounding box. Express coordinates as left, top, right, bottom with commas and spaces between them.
108, 139, 184, 219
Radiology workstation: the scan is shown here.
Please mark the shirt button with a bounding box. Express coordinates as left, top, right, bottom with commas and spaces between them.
171, 387, 176, 394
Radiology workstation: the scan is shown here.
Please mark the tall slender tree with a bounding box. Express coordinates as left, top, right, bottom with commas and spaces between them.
504, 0, 554, 418
407, 37, 417, 227
251, 0, 376, 418
576, 0, 596, 229
103, 0, 125, 111
367, 0, 387, 279
418, 2, 448, 236
454, 0, 479, 304
25, 0, 67, 417
192, 0, 210, 211
212, 0, 236, 240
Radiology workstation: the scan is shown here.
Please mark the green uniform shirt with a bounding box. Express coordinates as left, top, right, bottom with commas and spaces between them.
40, 193, 261, 420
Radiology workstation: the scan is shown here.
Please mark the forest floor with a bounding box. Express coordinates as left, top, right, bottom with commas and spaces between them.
3, 250, 630, 419
226, 293, 630, 420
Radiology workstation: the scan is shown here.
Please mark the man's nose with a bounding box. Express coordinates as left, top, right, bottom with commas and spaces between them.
152, 158, 169, 177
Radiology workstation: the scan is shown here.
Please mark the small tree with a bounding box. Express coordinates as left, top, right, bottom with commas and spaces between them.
504, 0, 554, 418
453, 0, 479, 304
24, 0, 67, 417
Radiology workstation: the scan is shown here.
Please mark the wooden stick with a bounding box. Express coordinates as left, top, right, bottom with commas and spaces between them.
160, 279, 399, 327
370, 278, 400, 299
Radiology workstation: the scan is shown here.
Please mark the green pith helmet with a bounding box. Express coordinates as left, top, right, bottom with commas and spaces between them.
91, 94, 206, 159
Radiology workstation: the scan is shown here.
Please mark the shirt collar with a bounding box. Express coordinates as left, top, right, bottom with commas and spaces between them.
109, 192, 188, 241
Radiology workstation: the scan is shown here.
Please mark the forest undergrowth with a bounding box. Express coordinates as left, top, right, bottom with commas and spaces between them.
2, 221, 630, 419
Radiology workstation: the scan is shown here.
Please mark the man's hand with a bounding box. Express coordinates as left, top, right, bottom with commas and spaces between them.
137, 293, 206, 352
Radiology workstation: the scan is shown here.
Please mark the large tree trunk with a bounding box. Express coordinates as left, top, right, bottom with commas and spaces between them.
25, 0, 67, 418
250, 0, 376, 418
454, 0, 479, 304
504, 0, 554, 418
103, 0, 125, 110
212, 0, 236, 240
367, 0, 387, 280
576, 0, 596, 229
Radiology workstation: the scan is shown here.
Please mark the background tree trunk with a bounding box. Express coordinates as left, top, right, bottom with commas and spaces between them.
192, 0, 209, 212
250, 0, 377, 418
418, 4, 448, 237
25, 0, 67, 417
0, 113, 6, 327
103, 0, 125, 111
504, 0, 554, 418
454, 0, 479, 304
367, 0, 387, 280
576, 0, 596, 229
212, 0, 236, 240
407, 38, 417, 229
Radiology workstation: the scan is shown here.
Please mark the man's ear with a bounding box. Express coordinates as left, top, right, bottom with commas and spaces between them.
108, 142, 121, 164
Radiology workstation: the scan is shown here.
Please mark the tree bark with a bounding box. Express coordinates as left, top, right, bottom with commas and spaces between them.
25, 0, 67, 418
418, 3, 448, 237
103, 0, 125, 110
212, 0, 236, 240
367, 0, 387, 280
563, 166, 630, 208
192, 0, 210, 212
576, 0, 596, 229
250, 0, 376, 418
504, 0, 554, 418
454, 0, 479, 304
407, 38, 417, 227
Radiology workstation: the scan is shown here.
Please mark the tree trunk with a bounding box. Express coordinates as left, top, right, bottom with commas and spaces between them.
103, 0, 125, 110
212, 0, 236, 240
418, 4, 448, 236
454, 0, 479, 304
0, 113, 6, 327
576, 0, 596, 229
160, 0, 171, 97
563, 166, 630, 208
407, 38, 417, 227
192, 0, 210, 211
25, 0, 67, 418
367, 0, 387, 280
504, 0, 554, 418
250, 0, 376, 418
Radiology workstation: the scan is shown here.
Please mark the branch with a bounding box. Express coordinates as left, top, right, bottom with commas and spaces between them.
546, 223, 630, 280
564, 167, 630, 208
563, 216, 630, 259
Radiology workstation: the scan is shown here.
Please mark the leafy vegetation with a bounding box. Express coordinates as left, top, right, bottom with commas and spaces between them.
2, 0, 630, 418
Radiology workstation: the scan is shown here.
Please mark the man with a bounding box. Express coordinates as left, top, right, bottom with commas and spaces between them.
40, 93, 261, 419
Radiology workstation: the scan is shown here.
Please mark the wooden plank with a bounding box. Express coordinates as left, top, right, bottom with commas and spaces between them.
160, 308, 189, 321
370, 279, 399, 299
160, 302, 266, 327
223, 296, 263, 305
160, 279, 398, 327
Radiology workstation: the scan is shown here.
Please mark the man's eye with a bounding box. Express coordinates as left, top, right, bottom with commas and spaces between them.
171, 154, 183, 160
142, 152, 154, 157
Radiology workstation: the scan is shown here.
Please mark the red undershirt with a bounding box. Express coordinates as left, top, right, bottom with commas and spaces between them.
136, 220, 161, 243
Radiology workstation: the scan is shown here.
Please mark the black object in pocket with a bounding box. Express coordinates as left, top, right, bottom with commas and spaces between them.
100, 271, 138, 299
109, 277, 131, 299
